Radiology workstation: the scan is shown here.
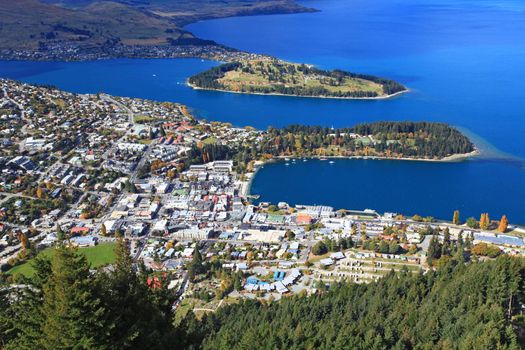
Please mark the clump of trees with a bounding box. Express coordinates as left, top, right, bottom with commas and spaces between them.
471, 243, 502, 258
182, 121, 475, 175
261, 122, 475, 159
480, 212, 490, 230
426, 227, 471, 267
464, 213, 509, 232
188, 62, 242, 89
311, 241, 328, 256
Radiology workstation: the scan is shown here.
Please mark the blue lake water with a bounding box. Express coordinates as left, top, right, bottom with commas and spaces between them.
250, 158, 525, 223
1, 0, 525, 222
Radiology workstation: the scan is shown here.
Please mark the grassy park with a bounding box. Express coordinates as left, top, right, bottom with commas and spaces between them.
189, 59, 407, 98
7, 243, 117, 277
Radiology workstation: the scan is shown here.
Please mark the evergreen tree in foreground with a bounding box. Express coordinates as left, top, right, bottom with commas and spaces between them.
95, 239, 179, 349
0, 239, 179, 349
41, 244, 106, 349
2, 241, 525, 349
188, 244, 204, 282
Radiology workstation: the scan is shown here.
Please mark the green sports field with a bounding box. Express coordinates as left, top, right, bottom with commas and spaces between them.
7, 243, 117, 278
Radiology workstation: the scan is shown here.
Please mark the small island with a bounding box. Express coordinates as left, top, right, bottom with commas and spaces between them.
188, 59, 407, 99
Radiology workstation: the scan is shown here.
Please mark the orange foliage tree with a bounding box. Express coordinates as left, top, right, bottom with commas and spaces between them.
498, 215, 508, 233
479, 213, 490, 230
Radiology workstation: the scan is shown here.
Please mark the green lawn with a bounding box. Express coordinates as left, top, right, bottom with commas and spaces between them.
202, 137, 218, 145
217, 60, 385, 96
7, 243, 117, 278
134, 115, 158, 123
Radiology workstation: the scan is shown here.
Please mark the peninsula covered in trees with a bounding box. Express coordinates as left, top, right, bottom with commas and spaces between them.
266, 122, 476, 159
188, 59, 407, 99
186, 121, 477, 174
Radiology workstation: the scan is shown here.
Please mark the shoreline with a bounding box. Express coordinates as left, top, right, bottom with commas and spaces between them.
187, 81, 409, 100
273, 149, 480, 163
240, 161, 265, 197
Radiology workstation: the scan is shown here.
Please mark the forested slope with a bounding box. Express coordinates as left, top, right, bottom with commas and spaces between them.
183, 256, 525, 349
2, 241, 524, 349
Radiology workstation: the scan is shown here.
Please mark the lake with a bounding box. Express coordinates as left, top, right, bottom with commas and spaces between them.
1, 0, 525, 222
249, 158, 525, 223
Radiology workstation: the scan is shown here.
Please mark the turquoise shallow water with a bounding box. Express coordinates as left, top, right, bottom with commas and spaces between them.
1, 0, 525, 222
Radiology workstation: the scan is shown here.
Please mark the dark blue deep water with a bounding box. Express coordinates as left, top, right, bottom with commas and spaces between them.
249, 158, 525, 223
1, 0, 525, 222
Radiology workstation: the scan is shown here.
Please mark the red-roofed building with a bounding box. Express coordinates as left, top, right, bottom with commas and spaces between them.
71, 226, 90, 235
296, 213, 313, 225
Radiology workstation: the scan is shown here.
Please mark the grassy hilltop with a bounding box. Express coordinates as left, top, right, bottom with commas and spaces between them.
189, 59, 407, 99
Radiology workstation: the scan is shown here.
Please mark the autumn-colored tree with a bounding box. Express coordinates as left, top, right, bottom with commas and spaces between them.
471, 243, 501, 258
36, 187, 43, 199
479, 213, 490, 230
498, 215, 508, 233
453, 210, 460, 225
166, 169, 176, 179
100, 224, 107, 237
247, 160, 255, 172
479, 213, 485, 229
18, 232, 29, 250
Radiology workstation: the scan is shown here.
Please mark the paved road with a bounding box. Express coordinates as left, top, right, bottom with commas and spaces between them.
2, 87, 27, 133
0, 192, 37, 205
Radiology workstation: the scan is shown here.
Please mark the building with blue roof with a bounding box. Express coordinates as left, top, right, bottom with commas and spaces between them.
474, 233, 525, 247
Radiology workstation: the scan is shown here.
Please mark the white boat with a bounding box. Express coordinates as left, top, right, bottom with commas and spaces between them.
329, 161, 335, 164
285, 157, 290, 161
285, 163, 290, 166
